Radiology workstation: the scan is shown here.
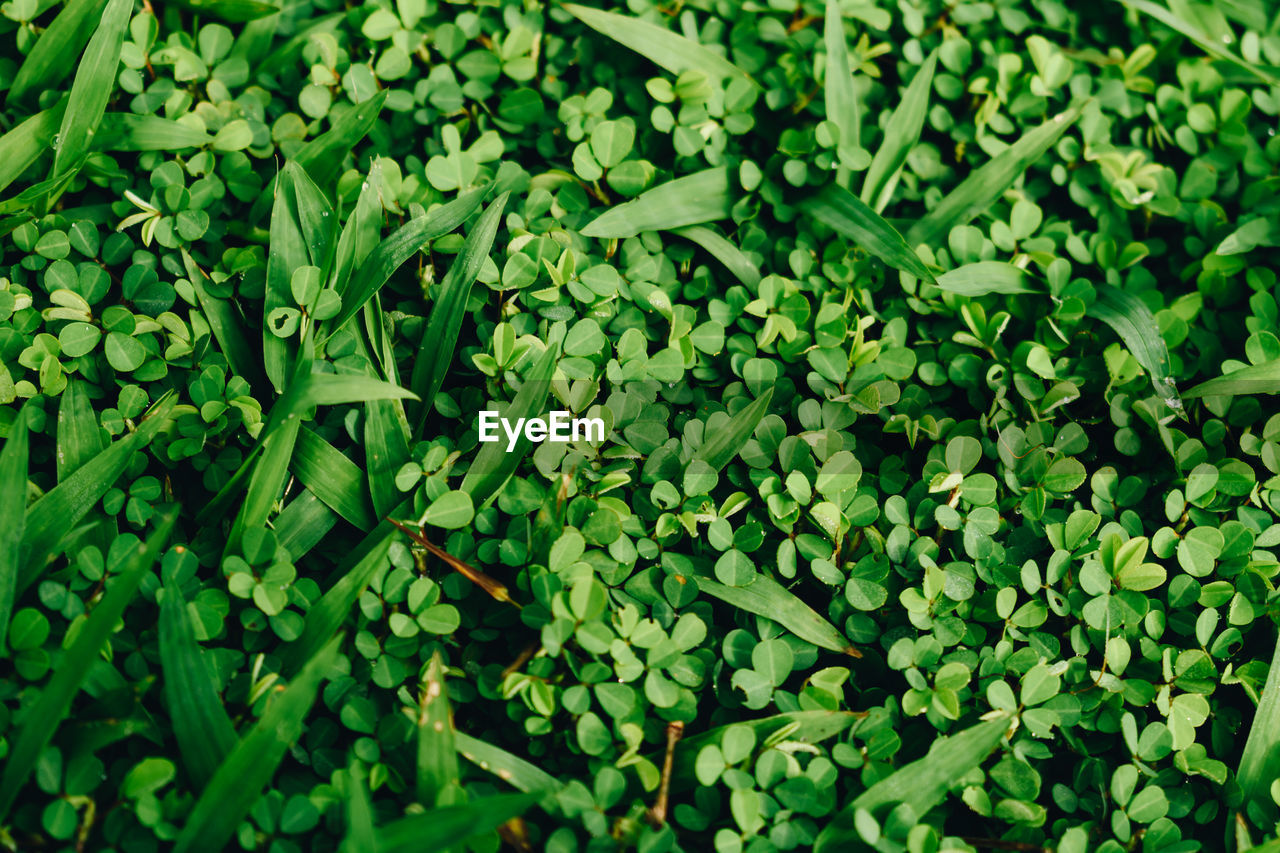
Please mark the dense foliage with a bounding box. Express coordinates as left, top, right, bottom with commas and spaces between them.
2, 0, 1280, 850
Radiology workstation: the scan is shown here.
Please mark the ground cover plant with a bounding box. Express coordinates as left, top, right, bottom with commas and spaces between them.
2, 0, 1280, 850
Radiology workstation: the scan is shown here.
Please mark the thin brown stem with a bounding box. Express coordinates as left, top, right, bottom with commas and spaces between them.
647, 720, 685, 827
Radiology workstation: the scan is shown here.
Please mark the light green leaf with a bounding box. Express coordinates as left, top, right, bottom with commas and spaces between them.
0, 404, 29, 656
809, 184, 936, 283
934, 261, 1037, 296
52, 0, 132, 180
7, 0, 106, 105
695, 387, 774, 472
1088, 284, 1182, 412
673, 225, 762, 288
1183, 358, 1280, 399
861, 50, 937, 213
694, 569, 858, 656
582, 168, 733, 239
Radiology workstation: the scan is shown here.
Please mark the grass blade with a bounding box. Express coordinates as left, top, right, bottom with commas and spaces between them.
0, 101, 66, 196
1236, 629, 1280, 816
57, 378, 104, 481
0, 404, 30, 655
693, 571, 859, 656
52, 0, 131, 180
673, 225, 762, 288
182, 250, 264, 392
174, 635, 342, 853
279, 510, 402, 675
460, 343, 560, 508
581, 167, 733, 239
252, 11, 343, 78
1182, 358, 1280, 399
0, 509, 177, 821
418, 651, 464, 807
325, 185, 488, 340
294, 90, 389, 189
455, 732, 561, 793
159, 578, 238, 788
263, 162, 321, 392
823, 0, 862, 187
291, 426, 376, 530
21, 395, 173, 593
7, 0, 106, 105
330, 160, 385, 298
861, 50, 937, 213
809, 184, 936, 283
225, 417, 300, 557
95, 113, 213, 151
906, 102, 1084, 248
1116, 0, 1279, 85
408, 192, 508, 433
366, 397, 411, 520
694, 386, 774, 472
934, 261, 1038, 297
168, 0, 279, 22
377, 792, 543, 853
344, 769, 377, 853
1088, 284, 1183, 412
562, 3, 755, 85
273, 489, 338, 561
814, 714, 1012, 851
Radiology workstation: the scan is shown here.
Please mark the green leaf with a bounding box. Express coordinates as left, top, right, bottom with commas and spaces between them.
0, 101, 65, 196
57, 378, 104, 482
408, 192, 508, 432
934, 261, 1038, 296
52, 0, 132, 180
376, 793, 544, 853
693, 570, 858, 656
290, 426, 377, 530
1183, 358, 1280, 399
562, 3, 755, 86
325, 186, 488, 340
1088, 284, 1182, 412
823, 0, 862, 187
906, 101, 1084, 248
263, 162, 325, 392
814, 714, 1012, 851
861, 50, 937, 213
274, 489, 338, 561
0, 509, 176, 822
694, 387, 774, 472
159, 579, 238, 788
0, 404, 29, 656
581, 168, 733, 239
167, 0, 280, 23
673, 225, 762, 288
7, 0, 106, 105
20, 396, 173, 593
225, 416, 300, 557
365, 397, 411, 520
173, 634, 342, 853
182, 250, 264, 392
1240, 629, 1280, 818
343, 770, 377, 853
424, 490, 475, 529
810, 184, 936, 283
418, 652, 464, 807
292, 90, 389, 189
95, 113, 213, 151
460, 343, 560, 508
455, 732, 561, 794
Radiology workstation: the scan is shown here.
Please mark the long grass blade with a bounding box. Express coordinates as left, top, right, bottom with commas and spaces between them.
225, 417, 300, 557
673, 225, 762, 288
366, 398, 411, 520
330, 160, 385, 299
0, 404, 30, 655
168, 0, 279, 22
52, 0, 132, 180
7, 0, 107, 105
934, 261, 1038, 296
455, 732, 561, 793
1088, 284, 1182, 412
693, 571, 860, 657
459, 343, 560, 507
343, 769, 377, 853
823, 0, 861, 188
173, 635, 342, 853
291, 426, 376, 530
324, 185, 487, 340
0, 102, 66, 196
376, 792, 544, 853
408, 192, 508, 432
814, 714, 1012, 851
906, 102, 1084, 248
562, 3, 755, 85
0, 509, 177, 821
273, 489, 338, 560
160, 579, 238, 787
861, 50, 937, 213
418, 651, 464, 807
1182, 358, 1280, 399
95, 113, 213, 151
809, 184, 936, 283
293, 90, 389, 189
581, 168, 733, 239
182, 250, 264, 391
1116, 0, 1279, 85
57, 378, 103, 481
1236, 629, 1280, 817
694, 387, 774, 471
